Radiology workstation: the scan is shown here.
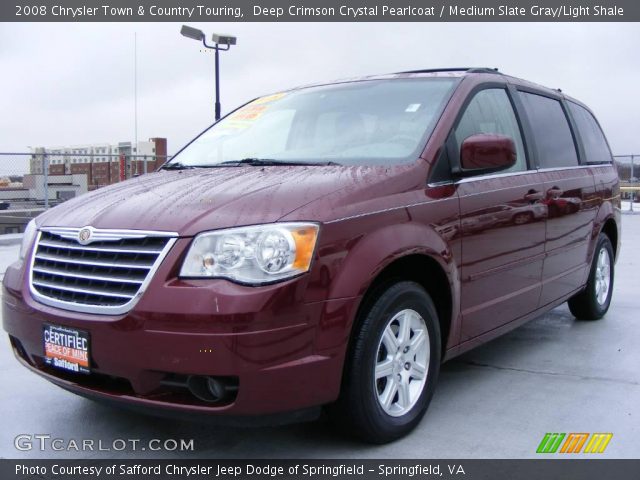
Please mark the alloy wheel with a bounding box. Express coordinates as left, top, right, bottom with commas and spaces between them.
595, 247, 611, 305
374, 309, 430, 417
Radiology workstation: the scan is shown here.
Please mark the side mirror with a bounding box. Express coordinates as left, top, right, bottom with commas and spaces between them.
459, 134, 516, 175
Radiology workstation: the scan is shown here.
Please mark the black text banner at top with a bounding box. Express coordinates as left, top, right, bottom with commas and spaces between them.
3, 0, 639, 22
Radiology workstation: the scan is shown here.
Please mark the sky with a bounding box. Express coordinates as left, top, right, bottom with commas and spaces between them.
0, 22, 638, 159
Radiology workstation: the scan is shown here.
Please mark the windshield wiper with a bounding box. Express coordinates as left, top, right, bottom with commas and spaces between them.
163, 159, 343, 169
161, 162, 196, 171
219, 158, 342, 167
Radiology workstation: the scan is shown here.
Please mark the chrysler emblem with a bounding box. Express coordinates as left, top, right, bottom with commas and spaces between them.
77, 227, 93, 245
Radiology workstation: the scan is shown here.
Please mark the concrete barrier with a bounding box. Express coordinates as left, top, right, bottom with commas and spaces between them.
0, 233, 22, 246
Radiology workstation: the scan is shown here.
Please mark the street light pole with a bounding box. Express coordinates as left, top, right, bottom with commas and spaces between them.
214, 46, 221, 121
180, 26, 236, 122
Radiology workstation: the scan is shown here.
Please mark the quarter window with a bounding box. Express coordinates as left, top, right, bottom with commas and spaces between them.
568, 102, 612, 163
519, 92, 578, 168
454, 89, 527, 173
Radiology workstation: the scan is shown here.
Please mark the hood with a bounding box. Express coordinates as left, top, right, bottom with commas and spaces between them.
36, 165, 397, 236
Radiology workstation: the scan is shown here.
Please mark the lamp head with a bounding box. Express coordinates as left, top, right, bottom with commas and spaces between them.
180, 25, 205, 41
211, 33, 237, 46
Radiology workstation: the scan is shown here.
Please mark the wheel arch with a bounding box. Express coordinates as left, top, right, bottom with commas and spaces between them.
601, 217, 619, 260
347, 253, 456, 362
589, 198, 620, 265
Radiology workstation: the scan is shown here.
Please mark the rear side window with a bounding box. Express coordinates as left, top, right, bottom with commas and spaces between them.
519, 92, 578, 168
454, 88, 527, 173
567, 102, 612, 163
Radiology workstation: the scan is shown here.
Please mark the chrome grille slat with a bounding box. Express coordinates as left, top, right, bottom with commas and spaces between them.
41, 226, 171, 241
29, 227, 177, 314
38, 240, 164, 255
32, 280, 136, 299
34, 253, 154, 269
32, 266, 145, 285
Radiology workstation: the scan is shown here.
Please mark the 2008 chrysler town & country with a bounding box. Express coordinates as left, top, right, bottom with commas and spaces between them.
3, 68, 621, 443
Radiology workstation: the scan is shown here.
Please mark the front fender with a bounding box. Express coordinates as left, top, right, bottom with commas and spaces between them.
326, 219, 457, 300
308, 212, 461, 352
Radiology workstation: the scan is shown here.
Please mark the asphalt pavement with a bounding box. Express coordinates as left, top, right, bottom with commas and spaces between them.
1, 215, 638, 459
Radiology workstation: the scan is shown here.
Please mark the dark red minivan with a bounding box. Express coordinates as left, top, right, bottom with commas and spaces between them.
3, 68, 621, 443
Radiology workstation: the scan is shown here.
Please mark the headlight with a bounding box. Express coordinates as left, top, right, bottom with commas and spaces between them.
19, 219, 38, 260
180, 223, 320, 284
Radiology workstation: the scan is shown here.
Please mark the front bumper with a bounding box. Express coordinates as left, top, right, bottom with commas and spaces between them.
2, 255, 359, 419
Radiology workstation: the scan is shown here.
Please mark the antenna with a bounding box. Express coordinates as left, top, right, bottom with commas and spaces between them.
134, 32, 140, 175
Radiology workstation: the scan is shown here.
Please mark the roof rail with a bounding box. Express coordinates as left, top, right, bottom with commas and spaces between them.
467, 67, 501, 74
399, 67, 501, 75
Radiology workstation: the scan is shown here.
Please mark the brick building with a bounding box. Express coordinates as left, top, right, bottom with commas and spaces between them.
31, 138, 168, 190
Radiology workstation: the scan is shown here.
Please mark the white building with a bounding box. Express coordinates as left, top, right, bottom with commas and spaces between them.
0, 174, 88, 204
30, 140, 158, 174
24, 173, 88, 201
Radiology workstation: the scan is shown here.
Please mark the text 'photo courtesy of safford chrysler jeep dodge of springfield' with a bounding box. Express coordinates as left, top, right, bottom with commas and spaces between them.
3, 68, 620, 443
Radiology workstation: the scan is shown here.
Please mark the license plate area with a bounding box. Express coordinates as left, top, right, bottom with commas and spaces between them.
43, 324, 90, 374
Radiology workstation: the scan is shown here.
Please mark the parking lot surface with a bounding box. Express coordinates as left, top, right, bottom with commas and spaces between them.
1, 215, 638, 459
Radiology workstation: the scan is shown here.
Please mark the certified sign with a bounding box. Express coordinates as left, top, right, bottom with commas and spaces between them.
43, 324, 90, 374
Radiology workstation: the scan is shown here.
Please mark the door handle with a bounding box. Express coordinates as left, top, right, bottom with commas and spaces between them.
547, 187, 564, 197
524, 190, 544, 202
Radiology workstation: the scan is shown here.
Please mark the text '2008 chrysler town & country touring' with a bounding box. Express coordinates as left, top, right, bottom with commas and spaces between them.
3, 68, 620, 443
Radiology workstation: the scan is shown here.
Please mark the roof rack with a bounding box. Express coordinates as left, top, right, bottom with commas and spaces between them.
399, 67, 500, 75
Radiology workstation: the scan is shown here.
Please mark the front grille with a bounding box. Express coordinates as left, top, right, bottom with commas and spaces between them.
29, 227, 177, 314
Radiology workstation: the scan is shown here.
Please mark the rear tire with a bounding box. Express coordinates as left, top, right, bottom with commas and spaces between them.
333, 281, 441, 443
568, 233, 614, 320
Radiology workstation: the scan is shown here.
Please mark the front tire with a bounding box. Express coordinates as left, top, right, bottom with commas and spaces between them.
335, 281, 441, 443
568, 233, 614, 320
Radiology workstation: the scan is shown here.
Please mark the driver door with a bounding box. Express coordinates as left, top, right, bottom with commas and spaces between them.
453, 87, 546, 341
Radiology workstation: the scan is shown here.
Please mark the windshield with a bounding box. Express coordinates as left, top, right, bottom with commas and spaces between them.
170, 78, 458, 167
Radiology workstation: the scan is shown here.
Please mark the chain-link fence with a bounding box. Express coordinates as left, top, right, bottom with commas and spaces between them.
615, 155, 637, 182
614, 155, 639, 213
0, 152, 171, 234
0, 152, 637, 234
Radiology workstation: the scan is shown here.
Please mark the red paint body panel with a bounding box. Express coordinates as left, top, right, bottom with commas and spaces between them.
538, 168, 597, 305
2, 70, 621, 419
456, 171, 546, 340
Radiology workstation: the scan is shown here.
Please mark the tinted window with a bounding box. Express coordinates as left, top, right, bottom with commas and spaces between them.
454, 88, 526, 173
519, 92, 578, 168
568, 102, 612, 163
